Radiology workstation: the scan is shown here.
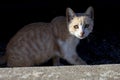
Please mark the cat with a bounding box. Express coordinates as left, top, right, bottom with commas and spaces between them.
0, 6, 94, 67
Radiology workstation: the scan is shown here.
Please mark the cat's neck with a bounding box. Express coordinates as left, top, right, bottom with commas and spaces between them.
51, 16, 71, 41
57, 33, 80, 58
67, 35, 80, 46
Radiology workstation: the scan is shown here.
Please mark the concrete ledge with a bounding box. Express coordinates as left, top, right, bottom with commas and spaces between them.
0, 64, 120, 80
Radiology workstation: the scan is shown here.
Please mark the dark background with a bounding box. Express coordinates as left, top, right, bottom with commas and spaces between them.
0, 0, 120, 66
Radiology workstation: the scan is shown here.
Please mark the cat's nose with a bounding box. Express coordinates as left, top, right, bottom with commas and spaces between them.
80, 32, 84, 37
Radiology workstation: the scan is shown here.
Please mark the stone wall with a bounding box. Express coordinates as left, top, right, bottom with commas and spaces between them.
0, 64, 120, 80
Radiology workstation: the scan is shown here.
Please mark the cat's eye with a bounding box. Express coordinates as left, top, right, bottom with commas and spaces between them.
74, 25, 79, 29
84, 24, 89, 28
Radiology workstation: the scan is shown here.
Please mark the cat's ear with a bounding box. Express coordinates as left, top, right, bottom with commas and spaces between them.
66, 8, 76, 22
85, 6, 94, 19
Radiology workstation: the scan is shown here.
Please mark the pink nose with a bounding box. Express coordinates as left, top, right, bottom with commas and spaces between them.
80, 32, 84, 37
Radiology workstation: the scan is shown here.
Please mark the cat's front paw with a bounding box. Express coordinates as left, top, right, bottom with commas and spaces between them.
80, 61, 87, 65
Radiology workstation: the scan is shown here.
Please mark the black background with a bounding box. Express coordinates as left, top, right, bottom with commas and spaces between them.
0, 0, 120, 66
0, 0, 119, 42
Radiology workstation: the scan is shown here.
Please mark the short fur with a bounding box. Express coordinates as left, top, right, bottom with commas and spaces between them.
0, 6, 94, 67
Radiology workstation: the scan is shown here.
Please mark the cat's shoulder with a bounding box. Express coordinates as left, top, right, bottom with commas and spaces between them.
51, 16, 66, 23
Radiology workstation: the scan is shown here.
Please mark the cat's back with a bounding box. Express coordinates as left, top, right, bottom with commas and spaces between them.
5, 22, 57, 66
7, 22, 53, 48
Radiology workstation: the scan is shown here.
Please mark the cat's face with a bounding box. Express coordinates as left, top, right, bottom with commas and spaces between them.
66, 7, 94, 39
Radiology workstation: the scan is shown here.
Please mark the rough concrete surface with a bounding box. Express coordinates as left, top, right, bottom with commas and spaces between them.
0, 64, 120, 80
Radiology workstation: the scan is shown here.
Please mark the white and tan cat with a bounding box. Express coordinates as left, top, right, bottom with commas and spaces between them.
0, 6, 94, 67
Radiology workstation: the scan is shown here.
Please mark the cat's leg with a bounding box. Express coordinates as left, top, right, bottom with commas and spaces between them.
66, 55, 87, 65
64, 52, 87, 65
52, 56, 62, 66
7, 55, 33, 67
70, 54, 87, 65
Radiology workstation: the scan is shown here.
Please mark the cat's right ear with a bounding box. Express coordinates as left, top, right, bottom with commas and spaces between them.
66, 8, 76, 22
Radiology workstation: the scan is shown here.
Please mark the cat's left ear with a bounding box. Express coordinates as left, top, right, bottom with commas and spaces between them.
66, 8, 76, 22
85, 6, 94, 19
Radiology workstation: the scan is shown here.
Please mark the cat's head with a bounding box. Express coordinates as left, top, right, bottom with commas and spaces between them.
66, 6, 94, 39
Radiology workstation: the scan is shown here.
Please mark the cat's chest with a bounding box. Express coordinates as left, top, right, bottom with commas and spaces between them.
57, 37, 79, 55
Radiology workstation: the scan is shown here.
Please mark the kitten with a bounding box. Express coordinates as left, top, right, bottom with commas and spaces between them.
0, 6, 94, 67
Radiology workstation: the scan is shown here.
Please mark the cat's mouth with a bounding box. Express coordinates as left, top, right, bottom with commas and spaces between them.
76, 35, 86, 39
79, 37, 85, 39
